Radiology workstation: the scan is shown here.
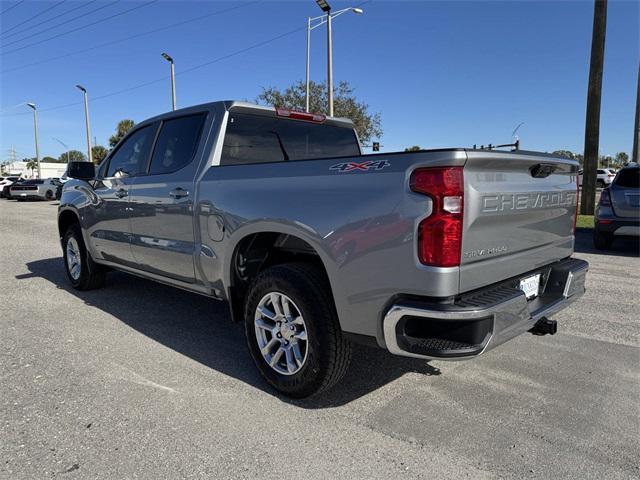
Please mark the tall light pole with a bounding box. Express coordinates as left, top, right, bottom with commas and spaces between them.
162, 52, 176, 111
309, 1, 363, 116
26, 103, 41, 179
306, 16, 311, 112
75, 85, 93, 163
54, 138, 70, 163
633, 63, 639, 164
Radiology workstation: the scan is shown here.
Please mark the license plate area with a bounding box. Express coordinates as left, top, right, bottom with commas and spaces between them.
519, 273, 541, 300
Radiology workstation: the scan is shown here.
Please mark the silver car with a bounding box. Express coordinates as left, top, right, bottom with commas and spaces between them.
10, 178, 61, 201
594, 164, 640, 249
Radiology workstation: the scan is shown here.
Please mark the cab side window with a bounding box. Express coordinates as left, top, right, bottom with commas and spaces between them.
148, 114, 206, 175
106, 125, 156, 178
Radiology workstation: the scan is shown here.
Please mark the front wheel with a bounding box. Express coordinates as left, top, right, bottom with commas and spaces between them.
244, 263, 352, 398
62, 224, 106, 290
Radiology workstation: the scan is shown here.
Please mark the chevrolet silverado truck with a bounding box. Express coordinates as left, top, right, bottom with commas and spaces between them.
58, 101, 588, 397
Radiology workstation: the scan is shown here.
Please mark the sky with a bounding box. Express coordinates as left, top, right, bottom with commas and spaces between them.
0, 0, 638, 161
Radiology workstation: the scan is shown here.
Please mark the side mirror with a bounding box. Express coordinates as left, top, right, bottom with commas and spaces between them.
67, 161, 95, 181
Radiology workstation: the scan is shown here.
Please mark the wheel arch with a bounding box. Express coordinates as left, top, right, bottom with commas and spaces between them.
223, 225, 339, 324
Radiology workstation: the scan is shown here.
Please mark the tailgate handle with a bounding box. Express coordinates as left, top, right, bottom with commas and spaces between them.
530, 163, 557, 178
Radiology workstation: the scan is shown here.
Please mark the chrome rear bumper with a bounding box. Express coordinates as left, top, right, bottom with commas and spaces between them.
383, 258, 588, 360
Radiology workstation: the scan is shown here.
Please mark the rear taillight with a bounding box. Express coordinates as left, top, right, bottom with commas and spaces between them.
410, 167, 464, 267
599, 189, 611, 206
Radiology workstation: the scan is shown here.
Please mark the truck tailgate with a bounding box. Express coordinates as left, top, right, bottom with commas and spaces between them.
460, 151, 578, 293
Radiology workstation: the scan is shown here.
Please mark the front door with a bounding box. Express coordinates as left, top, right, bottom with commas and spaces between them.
128, 113, 208, 283
86, 124, 158, 267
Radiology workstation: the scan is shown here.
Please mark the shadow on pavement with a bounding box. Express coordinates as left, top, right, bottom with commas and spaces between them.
574, 228, 639, 257
17, 257, 440, 408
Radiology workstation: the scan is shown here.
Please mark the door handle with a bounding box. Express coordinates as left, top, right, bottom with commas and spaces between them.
115, 188, 128, 199
169, 187, 189, 199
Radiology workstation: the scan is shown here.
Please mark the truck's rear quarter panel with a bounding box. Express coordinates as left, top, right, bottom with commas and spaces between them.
198, 150, 467, 341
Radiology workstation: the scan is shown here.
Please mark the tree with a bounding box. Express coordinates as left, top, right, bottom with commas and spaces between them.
257, 80, 382, 144
109, 119, 135, 148
42, 156, 58, 163
91, 145, 108, 165
59, 150, 87, 163
615, 151, 629, 167
581, 0, 607, 215
25, 159, 37, 176
552, 150, 575, 159
405, 146, 422, 152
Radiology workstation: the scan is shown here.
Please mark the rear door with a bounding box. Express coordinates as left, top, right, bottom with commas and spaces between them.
460, 151, 578, 293
128, 113, 208, 283
610, 167, 640, 218
86, 124, 158, 266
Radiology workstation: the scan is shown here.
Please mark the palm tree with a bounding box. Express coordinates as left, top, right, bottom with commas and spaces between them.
581, 0, 607, 215
25, 160, 37, 177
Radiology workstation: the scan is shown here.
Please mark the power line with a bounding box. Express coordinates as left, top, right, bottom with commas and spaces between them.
1, 0, 98, 41
1, 24, 305, 117
0, 0, 369, 118
1, 1, 261, 74
1, 1, 123, 50
1, 0, 67, 36
0, 0, 25, 16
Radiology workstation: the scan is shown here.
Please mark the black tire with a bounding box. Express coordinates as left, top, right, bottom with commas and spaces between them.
593, 227, 613, 250
244, 262, 352, 398
45, 190, 54, 200
597, 179, 605, 188
62, 223, 106, 290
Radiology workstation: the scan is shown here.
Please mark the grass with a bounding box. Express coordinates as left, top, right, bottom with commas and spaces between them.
576, 215, 594, 229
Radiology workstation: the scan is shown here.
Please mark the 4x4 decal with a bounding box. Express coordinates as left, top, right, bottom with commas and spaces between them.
329, 160, 390, 173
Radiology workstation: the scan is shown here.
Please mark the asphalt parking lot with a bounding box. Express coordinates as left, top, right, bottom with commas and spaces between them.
1, 200, 639, 479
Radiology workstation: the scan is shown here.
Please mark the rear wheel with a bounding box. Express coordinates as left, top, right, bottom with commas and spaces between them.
596, 179, 605, 188
45, 190, 54, 200
593, 227, 613, 250
63, 224, 106, 290
244, 262, 352, 398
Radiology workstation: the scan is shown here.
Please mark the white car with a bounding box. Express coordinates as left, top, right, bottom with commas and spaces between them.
9, 178, 62, 201
578, 168, 616, 188
0, 176, 22, 198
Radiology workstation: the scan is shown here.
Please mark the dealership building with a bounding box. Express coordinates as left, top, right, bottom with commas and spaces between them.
1, 161, 68, 179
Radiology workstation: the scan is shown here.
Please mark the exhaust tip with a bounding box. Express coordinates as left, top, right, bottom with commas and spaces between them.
529, 317, 557, 336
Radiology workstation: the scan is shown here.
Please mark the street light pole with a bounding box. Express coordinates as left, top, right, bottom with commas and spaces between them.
75, 85, 93, 163
305, 17, 311, 112
162, 52, 176, 111
54, 138, 70, 164
26, 103, 41, 179
312, 1, 362, 117
326, 10, 333, 117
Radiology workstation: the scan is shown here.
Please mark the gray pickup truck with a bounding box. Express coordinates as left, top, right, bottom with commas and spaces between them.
58, 101, 588, 397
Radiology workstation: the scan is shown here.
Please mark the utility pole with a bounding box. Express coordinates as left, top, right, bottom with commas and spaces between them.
633, 63, 639, 164
580, 0, 607, 216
